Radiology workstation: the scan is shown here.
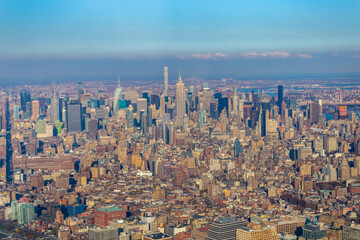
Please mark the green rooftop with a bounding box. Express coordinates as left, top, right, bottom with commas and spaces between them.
97, 206, 123, 212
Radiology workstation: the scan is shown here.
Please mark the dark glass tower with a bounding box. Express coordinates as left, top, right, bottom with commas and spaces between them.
66, 102, 83, 132
278, 85, 284, 113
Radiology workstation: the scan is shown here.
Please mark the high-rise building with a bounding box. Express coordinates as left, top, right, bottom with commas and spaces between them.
234, 138, 242, 157
199, 110, 205, 131
31, 99, 40, 121
233, 88, 238, 115
137, 98, 148, 113
13, 105, 19, 121
309, 101, 320, 124
11, 201, 35, 225
160, 94, 165, 119
51, 92, 61, 123
206, 217, 247, 240
88, 227, 119, 240
301, 218, 327, 240
175, 70, 186, 128
78, 81, 83, 101
66, 102, 83, 132
164, 66, 168, 98
150, 94, 160, 109
20, 90, 31, 111
113, 77, 123, 113
278, 85, 284, 114
343, 225, 360, 240
236, 226, 278, 240
126, 105, 134, 129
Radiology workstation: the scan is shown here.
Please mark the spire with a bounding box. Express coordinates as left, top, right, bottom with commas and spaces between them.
178, 66, 182, 83
118, 75, 121, 88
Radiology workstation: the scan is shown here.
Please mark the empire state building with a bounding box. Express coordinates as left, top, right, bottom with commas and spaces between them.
175, 70, 186, 128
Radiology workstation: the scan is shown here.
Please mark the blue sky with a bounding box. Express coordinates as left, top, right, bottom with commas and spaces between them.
0, 0, 359, 81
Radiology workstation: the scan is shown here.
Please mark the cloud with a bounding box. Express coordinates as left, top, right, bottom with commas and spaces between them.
240, 51, 291, 58
351, 53, 360, 59
297, 53, 314, 59
186, 52, 229, 60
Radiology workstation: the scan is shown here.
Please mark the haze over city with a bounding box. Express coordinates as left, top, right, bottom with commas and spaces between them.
0, 0, 359, 84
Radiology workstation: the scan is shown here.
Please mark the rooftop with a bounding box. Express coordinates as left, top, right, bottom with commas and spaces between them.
144, 232, 172, 239
96, 206, 123, 212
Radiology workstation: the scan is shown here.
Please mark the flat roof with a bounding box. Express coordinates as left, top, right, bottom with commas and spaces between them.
144, 232, 171, 239
97, 206, 123, 212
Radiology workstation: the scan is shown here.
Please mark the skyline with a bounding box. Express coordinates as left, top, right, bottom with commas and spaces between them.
0, 0, 359, 81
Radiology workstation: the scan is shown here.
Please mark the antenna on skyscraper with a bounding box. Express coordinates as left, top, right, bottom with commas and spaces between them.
118, 75, 121, 87
178, 65, 182, 82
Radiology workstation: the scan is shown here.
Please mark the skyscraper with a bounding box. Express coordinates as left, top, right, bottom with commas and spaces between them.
278, 85, 284, 114
126, 105, 134, 129
31, 99, 40, 121
160, 94, 165, 119
13, 105, 19, 121
175, 70, 186, 128
233, 87, 238, 115
51, 92, 61, 123
66, 102, 83, 132
20, 90, 31, 111
164, 67, 168, 99
113, 77, 123, 113
78, 81, 83, 101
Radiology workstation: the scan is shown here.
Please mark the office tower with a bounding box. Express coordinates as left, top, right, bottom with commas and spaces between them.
126, 105, 134, 128
168, 122, 174, 144
62, 105, 67, 123
210, 102, 218, 119
142, 91, 150, 105
88, 227, 119, 240
20, 90, 31, 111
90, 99, 99, 108
51, 92, 61, 123
218, 97, 229, 116
141, 111, 148, 134
137, 98, 148, 113
248, 91, 253, 102
309, 101, 320, 124
113, 77, 123, 113
31, 99, 40, 121
160, 94, 165, 119
234, 138, 242, 157
13, 105, 19, 121
164, 66, 168, 98
147, 105, 153, 127
66, 102, 83, 132
233, 88, 238, 115
199, 110, 204, 130
281, 100, 287, 120
150, 94, 160, 109
278, 85, 284, 113
87, 119, 98, 135
78, 81, 83, 101
302, 218, 327, 240
36, 120, 46, 137
206, 217, 247, 240
175, 70, 186, 128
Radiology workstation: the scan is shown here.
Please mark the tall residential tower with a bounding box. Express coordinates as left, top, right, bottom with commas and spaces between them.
164, 67, 168, 98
